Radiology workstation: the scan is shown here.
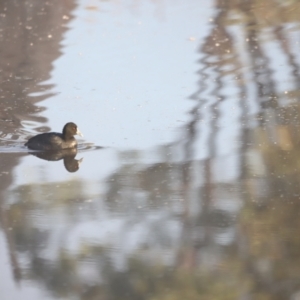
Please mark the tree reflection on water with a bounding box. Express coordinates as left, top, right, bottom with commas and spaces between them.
2, 0, 300, 299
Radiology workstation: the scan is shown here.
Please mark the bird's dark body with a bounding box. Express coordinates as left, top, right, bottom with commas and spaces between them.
25, 132, 77, 150
25, 122, 82, 151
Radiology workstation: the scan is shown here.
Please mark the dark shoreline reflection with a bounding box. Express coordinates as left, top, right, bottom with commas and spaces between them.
29, 148, 83, 172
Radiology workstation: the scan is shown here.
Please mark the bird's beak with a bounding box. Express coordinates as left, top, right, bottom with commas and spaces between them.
76, 128, 83, 137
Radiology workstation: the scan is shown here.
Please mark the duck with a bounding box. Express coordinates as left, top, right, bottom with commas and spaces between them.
25, 122, 83, 151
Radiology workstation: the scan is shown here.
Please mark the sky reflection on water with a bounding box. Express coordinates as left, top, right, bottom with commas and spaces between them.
44, 0, 209, 151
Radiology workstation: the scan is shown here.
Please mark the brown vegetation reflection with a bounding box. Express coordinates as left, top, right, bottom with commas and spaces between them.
0, 0, 75, 139
3, 1, 300, 300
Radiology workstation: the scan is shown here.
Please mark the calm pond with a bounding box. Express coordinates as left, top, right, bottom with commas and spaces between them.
0, 0, 300, 299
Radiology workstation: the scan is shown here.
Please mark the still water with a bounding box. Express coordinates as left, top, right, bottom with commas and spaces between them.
0, 0, 300, 299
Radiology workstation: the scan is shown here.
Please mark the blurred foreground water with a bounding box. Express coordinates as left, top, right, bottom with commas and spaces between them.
1, 0, 300, 299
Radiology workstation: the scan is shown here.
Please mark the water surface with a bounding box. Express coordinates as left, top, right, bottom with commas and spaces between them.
1, 0, 300, 299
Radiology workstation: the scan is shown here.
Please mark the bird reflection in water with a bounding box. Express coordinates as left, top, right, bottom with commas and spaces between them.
28, 148, 83, 172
